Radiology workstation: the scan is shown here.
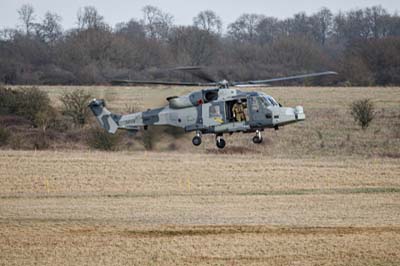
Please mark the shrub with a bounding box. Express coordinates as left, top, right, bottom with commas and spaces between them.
0, 86, 17, 114
350, 99, 375, 130
9, 134, 25, 150
0, 127, 10, 146
60, 89, 92, 126
16, 88, 51, 122
0, 86, 51, 124
34, 106, 58, 132
86, 127, 120, 151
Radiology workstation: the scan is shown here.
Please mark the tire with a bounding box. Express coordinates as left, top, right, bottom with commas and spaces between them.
192, 136, 202, 146
253, 136, 263, 144
216, 138, 226, 149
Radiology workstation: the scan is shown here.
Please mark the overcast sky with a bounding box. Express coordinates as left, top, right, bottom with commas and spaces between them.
1, 0, 399, 30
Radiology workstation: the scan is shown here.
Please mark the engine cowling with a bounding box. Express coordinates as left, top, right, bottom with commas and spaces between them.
167, 91, 203, 109
168, 95, 193, 109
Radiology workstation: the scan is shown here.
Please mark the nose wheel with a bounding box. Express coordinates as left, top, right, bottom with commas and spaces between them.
192, 132, 202, 146
253, 130, 263, 144
216, 134, 226, 149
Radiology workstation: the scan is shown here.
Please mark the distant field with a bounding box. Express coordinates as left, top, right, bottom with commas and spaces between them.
34, 85, 400, 156
1, 150, 400, 265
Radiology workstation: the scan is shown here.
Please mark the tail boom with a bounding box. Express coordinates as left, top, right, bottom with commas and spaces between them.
88, 99, 120, 134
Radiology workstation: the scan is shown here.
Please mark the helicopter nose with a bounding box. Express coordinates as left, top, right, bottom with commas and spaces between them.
274, 106, 305, 126
295, 106, 305, 121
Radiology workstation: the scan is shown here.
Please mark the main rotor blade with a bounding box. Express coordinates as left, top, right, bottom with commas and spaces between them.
233, 71, 338, 86
169, 66, 217, 83
169, 66, 204, 71
111, 79, 217, 87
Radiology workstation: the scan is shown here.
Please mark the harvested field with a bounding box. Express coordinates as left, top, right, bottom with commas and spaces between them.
1, 150, 400, 265
1, 86, 400, 265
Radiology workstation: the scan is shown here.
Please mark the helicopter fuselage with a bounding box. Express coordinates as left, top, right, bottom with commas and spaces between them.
89, 87, 305, 148
116, 88, 305, 133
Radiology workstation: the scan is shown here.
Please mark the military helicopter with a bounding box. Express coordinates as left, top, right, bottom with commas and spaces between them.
89, 68, 337, 149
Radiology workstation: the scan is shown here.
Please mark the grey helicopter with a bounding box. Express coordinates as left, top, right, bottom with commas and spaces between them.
89, 68, 337, 149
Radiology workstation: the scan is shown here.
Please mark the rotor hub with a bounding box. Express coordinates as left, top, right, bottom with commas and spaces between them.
218, 80, 229, 88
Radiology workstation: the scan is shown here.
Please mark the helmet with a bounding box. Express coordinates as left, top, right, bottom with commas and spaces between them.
237, 99, 242, 104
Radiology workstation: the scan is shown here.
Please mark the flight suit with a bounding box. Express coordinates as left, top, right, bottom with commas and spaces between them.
232, 103, 246, 122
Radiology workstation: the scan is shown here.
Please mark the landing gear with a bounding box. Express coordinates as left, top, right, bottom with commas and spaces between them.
192, 136, 202, 146
252, 130, 263, 144
253, 136, 262, 144
192, 132, 202, 146
216, 138, 226, 149
216, 134, 226, 149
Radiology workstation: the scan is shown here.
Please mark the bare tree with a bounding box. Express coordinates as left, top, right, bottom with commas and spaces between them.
169, 26, 218, 66
35, 12, 62, 44
274, 12, 317, 40
17, 4, 35, 35
141, 5, 173, 40
256, 17, 280, 43
77, 6, 105, 30
115, 19, 145, 40
60, 89, 92, 126
310, 7, 333, 45
387, 14, 400, 36
351, 99, 375, 129
365, 6, 390, 39
3, 5, 400, 87
333, 9, 372, 43
0, 28, 18, 41
193, 10, 222, 34
228, 14, 265, 42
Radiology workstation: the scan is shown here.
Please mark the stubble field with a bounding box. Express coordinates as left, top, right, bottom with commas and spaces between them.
1, 86, 400, 265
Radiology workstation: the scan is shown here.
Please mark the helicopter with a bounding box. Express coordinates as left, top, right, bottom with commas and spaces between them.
89, 68, 337, 149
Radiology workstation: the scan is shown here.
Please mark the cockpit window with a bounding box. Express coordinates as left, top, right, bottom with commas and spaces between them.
259, 97, 271, 107
269, 97, 278, 106
263, 96, 278, 106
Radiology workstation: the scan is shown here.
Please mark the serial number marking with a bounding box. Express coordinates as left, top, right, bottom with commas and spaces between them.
120, 119, 137, 126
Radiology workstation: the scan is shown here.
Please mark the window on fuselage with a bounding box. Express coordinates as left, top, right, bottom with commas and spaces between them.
209, 105, 221, 118
251, 97, 261, 111
204, 90, 219, 102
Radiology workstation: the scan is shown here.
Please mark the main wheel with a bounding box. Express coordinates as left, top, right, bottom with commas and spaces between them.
192, 136, 202, 146
216, 138, 226, 149
253, 136, 263, 144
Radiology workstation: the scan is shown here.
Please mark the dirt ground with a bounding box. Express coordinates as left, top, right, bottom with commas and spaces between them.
1, 150, 399, 265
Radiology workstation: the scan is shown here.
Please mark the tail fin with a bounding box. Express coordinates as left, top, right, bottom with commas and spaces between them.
88, 99, 120, 134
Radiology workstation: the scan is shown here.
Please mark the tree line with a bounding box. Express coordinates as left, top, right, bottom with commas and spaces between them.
1, 4, 400, 86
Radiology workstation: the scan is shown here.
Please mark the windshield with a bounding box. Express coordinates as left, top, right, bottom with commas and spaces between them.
261, 96, 278, 106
